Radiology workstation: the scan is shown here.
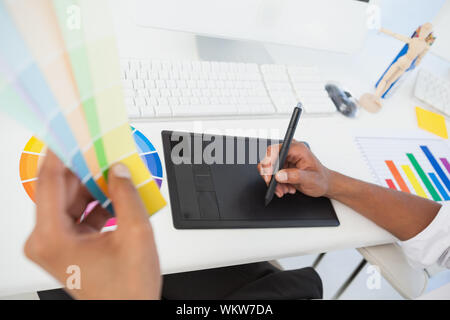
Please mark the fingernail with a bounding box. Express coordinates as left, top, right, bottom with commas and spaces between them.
276, 171, 288, 182
112, 163, 131, 179
261, 157, 271, 166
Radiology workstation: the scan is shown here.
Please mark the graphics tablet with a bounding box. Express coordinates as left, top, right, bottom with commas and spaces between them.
161, 131, 340, 229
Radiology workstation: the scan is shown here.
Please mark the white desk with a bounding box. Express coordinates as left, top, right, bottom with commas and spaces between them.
1, 0, 449, 296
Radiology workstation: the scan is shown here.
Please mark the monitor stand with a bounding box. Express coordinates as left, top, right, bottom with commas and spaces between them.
195, 35, 275, 64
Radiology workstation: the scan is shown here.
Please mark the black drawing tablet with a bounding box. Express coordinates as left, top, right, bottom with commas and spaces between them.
162, 131, 340, 229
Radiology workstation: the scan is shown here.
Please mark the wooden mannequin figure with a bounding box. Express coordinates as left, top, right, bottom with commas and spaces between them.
359, 23, 435, 113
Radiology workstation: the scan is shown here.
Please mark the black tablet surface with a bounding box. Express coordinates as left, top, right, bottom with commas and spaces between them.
162, 130, 340, 229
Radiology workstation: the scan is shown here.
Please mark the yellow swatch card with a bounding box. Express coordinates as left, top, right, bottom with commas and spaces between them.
416, 106, 448, 139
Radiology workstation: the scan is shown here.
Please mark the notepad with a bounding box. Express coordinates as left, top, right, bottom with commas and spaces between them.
416, 106, 448, 139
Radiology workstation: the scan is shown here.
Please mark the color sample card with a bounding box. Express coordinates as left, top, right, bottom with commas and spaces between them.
0, 0, 166, 216
0, 2, 69, 162
416, 106, 448, 139
0, 72, 65, 160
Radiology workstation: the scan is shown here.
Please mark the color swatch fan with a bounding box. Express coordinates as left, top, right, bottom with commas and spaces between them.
0, 0, 166, 216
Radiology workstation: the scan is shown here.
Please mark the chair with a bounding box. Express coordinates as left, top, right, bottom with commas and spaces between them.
333, 243, 428, 299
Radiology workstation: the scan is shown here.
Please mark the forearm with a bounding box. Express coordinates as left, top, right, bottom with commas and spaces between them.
325, 170, 441, 241
379, 27, 410, 43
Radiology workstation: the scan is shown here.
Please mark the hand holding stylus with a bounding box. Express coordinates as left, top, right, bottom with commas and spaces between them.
258, 141, 332, 199
258, 141, 441, 241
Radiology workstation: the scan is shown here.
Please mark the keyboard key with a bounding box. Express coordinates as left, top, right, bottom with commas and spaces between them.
180, 97, 191, 105
125, 69, 137, 80
137, 69, 148, 80
156, 80, 166, 89
158, 98, 169, 106
160, 89, 171, 97
146, 97, 158, 107
200, 97, 210, 105
190, 97, 200, 105
187, 80, 197, 89
133, 79, 145, 89
126, 105, 140, 118
129, 60, 140, 70
141, 59, 151, 69
169, 97, 180, 106
144, 80, 156, 89
207, 81, 216, 89
141, 106, 155, 117
177, 80, 187, 88
155, 105, 172, 117
137, 89, 149, 97
149, 89, 161, 98
192, 89, 202, 97
120, 60, 130, 71
159, 71, 170, 80
171, 89, 182, 97
181, 89, 192, 97
151, 60, 162, 71
166, 80, 177, 89
135, 97, 147, 109
148, 72, 159, 80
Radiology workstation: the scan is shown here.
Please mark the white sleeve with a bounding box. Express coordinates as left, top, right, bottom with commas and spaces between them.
400, 204, 450, 269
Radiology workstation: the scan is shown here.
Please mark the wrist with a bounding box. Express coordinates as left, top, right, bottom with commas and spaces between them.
324, 170, 343, 199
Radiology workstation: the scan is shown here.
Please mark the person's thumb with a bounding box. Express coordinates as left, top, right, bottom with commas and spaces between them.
108, 163, 150, 228
275, 168, 309, 185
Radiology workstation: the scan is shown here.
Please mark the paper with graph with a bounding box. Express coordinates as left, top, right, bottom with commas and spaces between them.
355, 134, 450, 202
0, 0, 166, 215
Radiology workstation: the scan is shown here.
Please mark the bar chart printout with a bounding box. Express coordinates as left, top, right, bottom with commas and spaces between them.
355, 136, 450, 202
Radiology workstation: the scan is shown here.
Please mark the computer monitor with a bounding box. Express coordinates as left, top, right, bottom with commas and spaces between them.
432, 0, 450, 62
134, 0, 371, 54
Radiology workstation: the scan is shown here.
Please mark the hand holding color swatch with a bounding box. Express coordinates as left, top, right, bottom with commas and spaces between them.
0, 0, 166, 216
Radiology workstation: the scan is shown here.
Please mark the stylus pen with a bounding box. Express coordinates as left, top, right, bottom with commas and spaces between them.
264, 103, 303, 206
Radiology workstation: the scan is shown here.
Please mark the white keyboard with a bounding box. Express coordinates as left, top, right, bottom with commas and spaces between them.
121, 59, 337, 120
414, 68, 450, 117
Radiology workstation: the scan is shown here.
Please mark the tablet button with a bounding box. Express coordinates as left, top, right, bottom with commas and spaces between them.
194, 174, 215, 191
174, 165, 201, 219
197, 191, 221, 220
193, 164, 211, 175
